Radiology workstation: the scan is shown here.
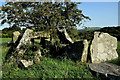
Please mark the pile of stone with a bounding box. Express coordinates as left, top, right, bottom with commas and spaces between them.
10, 28, 119, 69
10, 29, 120, 78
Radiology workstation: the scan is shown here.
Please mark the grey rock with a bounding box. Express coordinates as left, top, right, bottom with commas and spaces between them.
16, 29, 33, 54
61, 40, 88, 61
89, 63, 120, 79
12, 31, 20, 43
57, 27, 74, 44
81, 39, 88, 62
20, 60, 33, 67
34, 49, 42, 63
90, 32, 118, 63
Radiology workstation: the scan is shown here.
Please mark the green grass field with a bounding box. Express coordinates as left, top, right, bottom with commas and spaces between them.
1, 38, 120, 79
1, 38, 99, 79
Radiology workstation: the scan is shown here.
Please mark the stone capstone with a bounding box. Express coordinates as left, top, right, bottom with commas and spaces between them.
90, 32, 118, 63
89, 63, 120, 79
12, 31, 20, 43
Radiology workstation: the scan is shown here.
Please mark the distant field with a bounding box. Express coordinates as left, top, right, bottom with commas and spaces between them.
1, 38, 12, 63
1, 38, 12, 43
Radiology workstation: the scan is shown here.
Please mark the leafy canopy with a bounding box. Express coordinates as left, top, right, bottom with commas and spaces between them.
0, 2, 91, 31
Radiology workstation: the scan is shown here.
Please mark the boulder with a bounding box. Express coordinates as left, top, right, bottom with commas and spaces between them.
61, 40, 88, 61
16, 29, 33, 54
89, 63, 120, 79
90, 32, 118, 63
81, 39, 88, 62
12, 31, 20, 43
57, 27, 74, 44
20, 60, 33, 68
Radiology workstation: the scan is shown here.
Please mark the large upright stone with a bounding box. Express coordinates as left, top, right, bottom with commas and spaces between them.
12, 31, 20, 43
81, 39, 88, 62
60, 40, 88, 61
17, 29, 33, 54
90, 32, 118, 63
57, 27, 74, 44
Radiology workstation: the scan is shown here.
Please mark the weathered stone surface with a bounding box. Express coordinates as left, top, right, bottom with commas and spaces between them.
89, 63, 120, 79
57, 27, 74, 44
35, 49, 42, 62
12, 31, 20, 43
90, 32, 118, 63
61, 40, 88, 61
17, 29, 33, 53
20, 60, 33, 67
81, 39, 88, 62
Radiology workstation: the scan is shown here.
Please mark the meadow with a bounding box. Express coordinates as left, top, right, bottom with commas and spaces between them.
1, 38, 120, 79
1, 38, 98, 79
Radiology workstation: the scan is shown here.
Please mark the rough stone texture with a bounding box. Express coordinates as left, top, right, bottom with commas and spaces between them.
89, 63, 120, 79
57, 27, 74, 44
35, 49, 42, 62
16, 29, 33, 54
20, 60, 33, 67
90, 32, 118, 63
60, 40, 88, 61
81, 39, 88, 62
12, 31, 20, 43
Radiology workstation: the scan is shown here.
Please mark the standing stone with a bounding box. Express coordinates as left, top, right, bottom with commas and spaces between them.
61, 40, 88, 61
17, 29, 33, 54
57, 27, 74, 44
90, 32, 118, 63
81, 39, 88, 62
12, 31, 20, 43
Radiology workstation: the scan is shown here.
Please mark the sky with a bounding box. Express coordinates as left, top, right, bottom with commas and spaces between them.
77, 2, 118, 29
0, 1, 119, 30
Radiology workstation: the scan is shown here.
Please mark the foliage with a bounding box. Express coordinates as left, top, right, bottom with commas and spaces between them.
2, 25, 21, 38
78, 26, 120, 41
0, 2, 91, 44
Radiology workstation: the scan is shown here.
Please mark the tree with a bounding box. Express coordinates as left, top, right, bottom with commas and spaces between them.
0, 2, 91, 44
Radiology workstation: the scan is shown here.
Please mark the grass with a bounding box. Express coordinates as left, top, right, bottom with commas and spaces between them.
1, 38, 120, 79
1, 38, 98, 79
0, 38, 12, 43
1, 38, 12, 64
2, 57, 97, 79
